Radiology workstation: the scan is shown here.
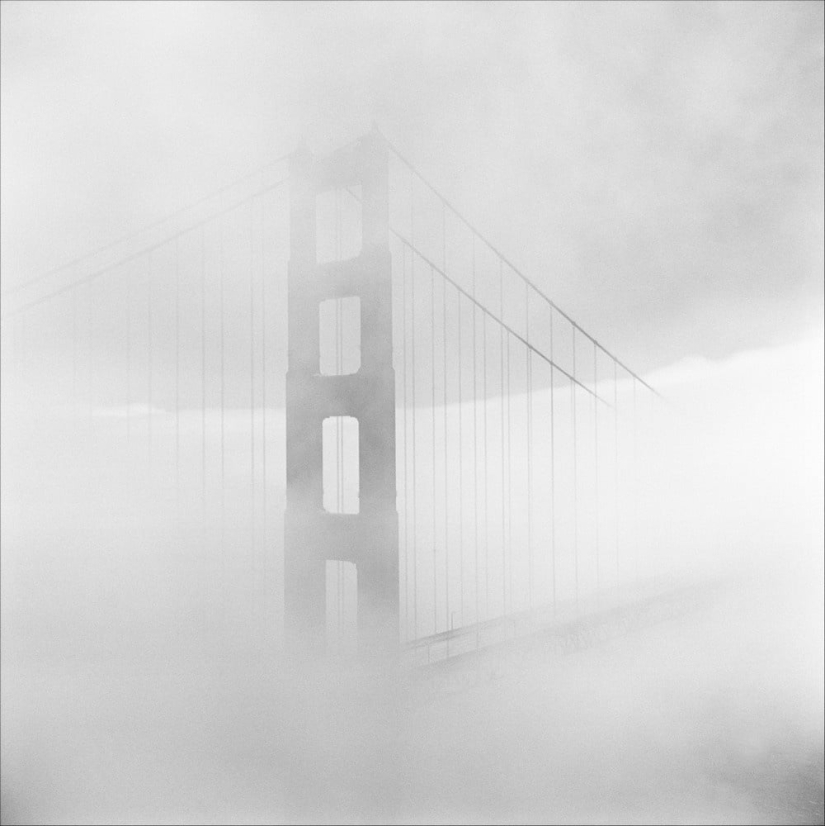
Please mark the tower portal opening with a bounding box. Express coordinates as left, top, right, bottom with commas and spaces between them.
322, 415, 360, 514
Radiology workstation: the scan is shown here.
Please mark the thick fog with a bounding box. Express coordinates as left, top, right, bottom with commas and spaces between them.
2, 3, 823, 825
2, 333, 822, 823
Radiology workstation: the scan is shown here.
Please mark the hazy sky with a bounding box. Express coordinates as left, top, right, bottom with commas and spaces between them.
2, 1, 823, 371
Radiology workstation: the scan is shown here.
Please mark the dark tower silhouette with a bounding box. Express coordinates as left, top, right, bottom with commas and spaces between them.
284, 131, 398, 657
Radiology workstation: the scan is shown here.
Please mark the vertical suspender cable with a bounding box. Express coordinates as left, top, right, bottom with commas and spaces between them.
72, 288, 78, 419
443, 210, 449, 633
594, 343, 599, 597
124, 268, 131, 508
87, 282, 93, 435
126, 265, 131, 443
411, 245, 417, 640
220, 221, 226, 600
334, 190, 341, 635
506, 325, 512, 613
337, 301, 342, 512
457, 287, 464, 629
472, 236, 479, 642
175, 237, 181, 520
614, 359, 619, 587
201, 226, 207, 546
86, 289, 93, 457
336, 190, 343, 516
431, 265, 437, 635
339, 196, 344, 515
633, 377, 638, 587
482, 272, 489, 621
250, 203, 256, 575
147, 255, 153, 474
550, 309, 556, 613
526, 282, 533, 613
401, 239, 409, 641
261, 199, 268, 614
572, 326, 578, 607
499, 260, 506, 616
410, 179, 418, 640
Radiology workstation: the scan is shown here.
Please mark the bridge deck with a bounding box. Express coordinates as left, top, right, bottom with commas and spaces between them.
401, 576, 724, 672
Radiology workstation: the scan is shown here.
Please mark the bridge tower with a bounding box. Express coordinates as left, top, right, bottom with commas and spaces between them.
284, 131, 398, 658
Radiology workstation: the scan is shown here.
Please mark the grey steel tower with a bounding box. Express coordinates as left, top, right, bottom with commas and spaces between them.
284, 131, 398, 658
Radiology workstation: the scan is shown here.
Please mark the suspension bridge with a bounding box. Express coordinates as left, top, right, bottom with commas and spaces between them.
2, 128, 675, 670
